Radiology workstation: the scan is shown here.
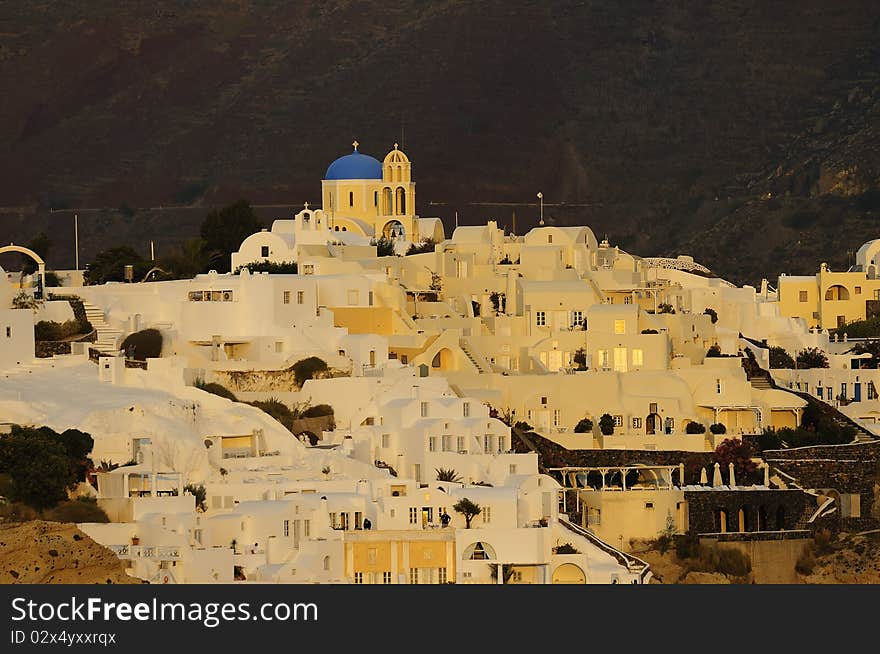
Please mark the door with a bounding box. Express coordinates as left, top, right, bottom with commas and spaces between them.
854, 383, 862, 402
613, 347, 627, 372
421, 507, 433, 527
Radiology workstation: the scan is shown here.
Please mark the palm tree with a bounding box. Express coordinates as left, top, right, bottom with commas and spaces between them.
435, 468, 463, 483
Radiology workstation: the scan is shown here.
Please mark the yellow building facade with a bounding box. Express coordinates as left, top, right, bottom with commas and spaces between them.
321, 142, 420, 242
344, 529, 455, 584
777, 262, 880, 330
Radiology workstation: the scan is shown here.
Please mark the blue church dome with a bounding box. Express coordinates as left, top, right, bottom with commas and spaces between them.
324, 146, 383, 180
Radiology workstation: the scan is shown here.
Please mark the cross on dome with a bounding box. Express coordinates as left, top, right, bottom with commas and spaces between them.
393, 142, 399, 149
303, 201, 310, 209
352, 140, 359, 151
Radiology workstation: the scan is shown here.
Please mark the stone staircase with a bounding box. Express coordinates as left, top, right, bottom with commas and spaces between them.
82, 301, 123, 355
459, 338, 490, 374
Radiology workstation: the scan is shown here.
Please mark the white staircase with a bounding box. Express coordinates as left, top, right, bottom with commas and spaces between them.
83, 301, 123, 355
459, 338, 490, 374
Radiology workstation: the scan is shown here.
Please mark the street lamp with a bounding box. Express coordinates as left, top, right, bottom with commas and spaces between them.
537, 192, 544, 226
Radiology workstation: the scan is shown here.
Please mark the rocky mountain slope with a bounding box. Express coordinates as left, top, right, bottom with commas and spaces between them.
0, 520, 142, 584
0, 1, 878, 284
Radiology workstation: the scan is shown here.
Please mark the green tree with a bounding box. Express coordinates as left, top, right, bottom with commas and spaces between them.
160, 238, 211, 278
705, 344, 722, 357
83, 246, 151, 285
292, 357, 328, 387
769, 346, 795, 369
598, 413, 615, 436
21, 232, 52, 275
796, 347, 829, 369
436, 468, 463, 483
234, 260, 298, 274
703, 307, 718, 324
847, 340, 880, 368
371, 238, 396, 257
184, 483, 207, 511
200, 200, 263, 273
574, 418, 593, 433
453, 497, 482, 528
405, 238, 436, 256
0, 426, 74, 509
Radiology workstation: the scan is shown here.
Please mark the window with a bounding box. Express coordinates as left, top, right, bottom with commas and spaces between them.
383, 571, 392, 584
354, 572, 363, 584
613, 415, 623, 427
442, 435, 452, 451
409, 568, 419, 585
613, 347, 627, 372
840, 383, 847, 399
283, 520, 290, 537
304, 520, 310, 537
283, 291, 290, 304
623, 296, 632, 304
420, 402, 429, 417
868, 382, 878, 400
716, 379, 723, 394
261, 246, 269, 257
598, 350, 609, 370
275, 341, 283, 353
632, 349, 643, 366
614, 319, 626, 334
632, 417, 642, 429
571, 310, 583, 326
429, 437, 437, 452
799, 290, 808, 302
645, 502, 654, 509
297, 291, 304, 304
541, 396, 548, 405
303, 264, 315, 275
817, 387, 824, 399
498, 436, 505, 453
5, 326, 10, 338
457, 436, 466, 452
482, 507, 491, 523
463, 402, 470, 417
536, 311, 546, 326
553, 409, 561, 427
438, 567, 447, 584
409, 508, 418, 524
347, 289, 359, 305
509, 464, 518, 475
382, 433, 390, 448
349, 191, 354, 207
374, 191, 379, 207
855, 286, 862, 295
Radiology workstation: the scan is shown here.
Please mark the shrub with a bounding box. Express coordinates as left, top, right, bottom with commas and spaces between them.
0, 426, 77, 509
705, 344, 722, 357
371, 238, 396, 257
757, 428, 783, 451
641, 329, 659, 334
814, 528, 833, 555
513, 421, 533, 432
405, 238, 436, 255
553, 543, 579, 554
685, 422, 706, 434
599, 413, 615, 436
435, 468, 463, 483
300, 404, 334, 418
0, 502, 40, 522
234, 260, 298, 274
687, 545, 751, 577
195, 379, 238, 402
657, 303, 675, 314
796, 347, 829, 369
249, 399, 295, 432
712, 438, 756, 482
795, 545, 816, 575
769, 346, 795, 369
184, 483, 207, 512
121, 328, 163, 360
573, 348, 587, 370
574, 418, 593, 433
292, 357, 328, 387
34, 319, 92, 341
709, 423, 727, 435
703, 308, 718, 324
44, 497, 109, 523
674, 533, 700, 560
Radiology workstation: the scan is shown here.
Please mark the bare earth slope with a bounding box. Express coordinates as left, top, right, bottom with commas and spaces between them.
0, 1, 878, 284
0, 520, 142, 584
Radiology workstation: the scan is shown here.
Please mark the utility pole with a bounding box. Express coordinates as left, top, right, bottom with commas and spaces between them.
74, 213, 80, 271
537, 192, 544, 225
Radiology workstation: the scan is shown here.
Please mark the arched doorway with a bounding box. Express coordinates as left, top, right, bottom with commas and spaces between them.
824, 285, 850, 301
431, 348, 454, 370
382, 220, 406, 240
645, 413, 661, 435
552, 563, 586, 584
0, 244, 46, 298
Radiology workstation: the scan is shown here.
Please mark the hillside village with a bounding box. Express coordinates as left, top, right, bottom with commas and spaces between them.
1, 144, 879, 584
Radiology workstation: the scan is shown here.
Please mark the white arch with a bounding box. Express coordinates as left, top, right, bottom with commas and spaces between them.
0, 244, 46, 294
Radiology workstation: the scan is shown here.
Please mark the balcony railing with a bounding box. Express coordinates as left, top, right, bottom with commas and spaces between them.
108, 544, 182, 560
